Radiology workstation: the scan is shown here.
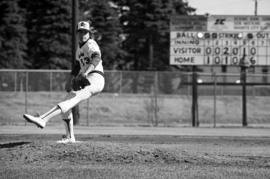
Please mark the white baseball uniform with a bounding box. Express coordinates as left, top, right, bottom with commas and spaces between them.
58, 38, 105, 114
23, 21, 103, 143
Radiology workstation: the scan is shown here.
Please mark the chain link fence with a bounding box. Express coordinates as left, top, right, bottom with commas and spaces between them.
1, 69, 270, 127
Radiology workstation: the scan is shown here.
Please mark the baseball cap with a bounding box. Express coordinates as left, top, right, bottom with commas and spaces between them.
77, 21, 90, 31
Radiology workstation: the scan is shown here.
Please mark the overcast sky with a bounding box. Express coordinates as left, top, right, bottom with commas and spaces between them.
187, 0, 270, 15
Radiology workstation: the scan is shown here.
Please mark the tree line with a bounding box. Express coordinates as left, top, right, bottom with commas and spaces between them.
0, 0, 195, 71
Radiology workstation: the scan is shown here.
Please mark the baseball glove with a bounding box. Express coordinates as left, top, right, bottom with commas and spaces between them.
72, 74, 91, 91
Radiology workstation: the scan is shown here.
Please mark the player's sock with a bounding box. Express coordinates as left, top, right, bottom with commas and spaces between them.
62, 113, 75, 140
63, 119, 70, 138
68, 115, 75, 140
63, 119, 71, 138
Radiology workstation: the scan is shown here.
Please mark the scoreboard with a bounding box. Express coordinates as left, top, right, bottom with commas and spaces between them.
170, 15, 270, 66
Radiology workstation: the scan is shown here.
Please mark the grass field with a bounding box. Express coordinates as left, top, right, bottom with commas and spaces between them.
1, 92, 270, 126
1, 127, 270, 179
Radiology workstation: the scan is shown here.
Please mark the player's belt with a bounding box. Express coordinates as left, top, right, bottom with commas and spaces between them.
88, 70, 104, 77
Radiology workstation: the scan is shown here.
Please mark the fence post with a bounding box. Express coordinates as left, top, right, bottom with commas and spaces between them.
87, 98, 89, 126
252, 85, 255, 98
120, 71, 122, 94
25, 71, 28, 126
14, 71, 17, 92
50, 71, 53, 92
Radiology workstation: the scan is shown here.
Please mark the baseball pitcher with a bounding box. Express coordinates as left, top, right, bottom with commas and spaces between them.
23, 21, 105, 143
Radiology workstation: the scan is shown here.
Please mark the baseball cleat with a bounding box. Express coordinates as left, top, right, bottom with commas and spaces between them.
56, 137, 76, 144
23, 114, 46, 129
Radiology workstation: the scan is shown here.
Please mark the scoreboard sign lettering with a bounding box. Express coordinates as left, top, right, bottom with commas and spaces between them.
170, 15, 270, 66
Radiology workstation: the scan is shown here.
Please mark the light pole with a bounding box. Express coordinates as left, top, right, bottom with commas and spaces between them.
71, 0, 80, 125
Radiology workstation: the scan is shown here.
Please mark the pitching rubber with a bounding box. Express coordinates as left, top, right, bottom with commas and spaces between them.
56, 140, 83, 144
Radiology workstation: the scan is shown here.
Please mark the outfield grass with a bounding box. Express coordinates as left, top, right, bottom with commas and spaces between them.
1, 91, 270, 126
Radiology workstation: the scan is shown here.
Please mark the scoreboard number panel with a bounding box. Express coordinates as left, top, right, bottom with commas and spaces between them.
170, 15, 270, 66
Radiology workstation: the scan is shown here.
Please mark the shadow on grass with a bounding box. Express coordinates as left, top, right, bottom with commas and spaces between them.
0, 141, 31, 148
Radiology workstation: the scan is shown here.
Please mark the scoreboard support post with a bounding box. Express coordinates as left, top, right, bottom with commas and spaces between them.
213, 72, 217, 128
192, 66, 199, 127
239, 49, 249, 127
241, 66, 248, 127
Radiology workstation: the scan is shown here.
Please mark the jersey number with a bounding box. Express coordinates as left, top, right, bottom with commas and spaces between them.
80, 57, 90, 66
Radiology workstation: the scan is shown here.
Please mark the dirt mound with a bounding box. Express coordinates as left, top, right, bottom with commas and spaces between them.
1, 139, 270, 168
1, 135, 270, 178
